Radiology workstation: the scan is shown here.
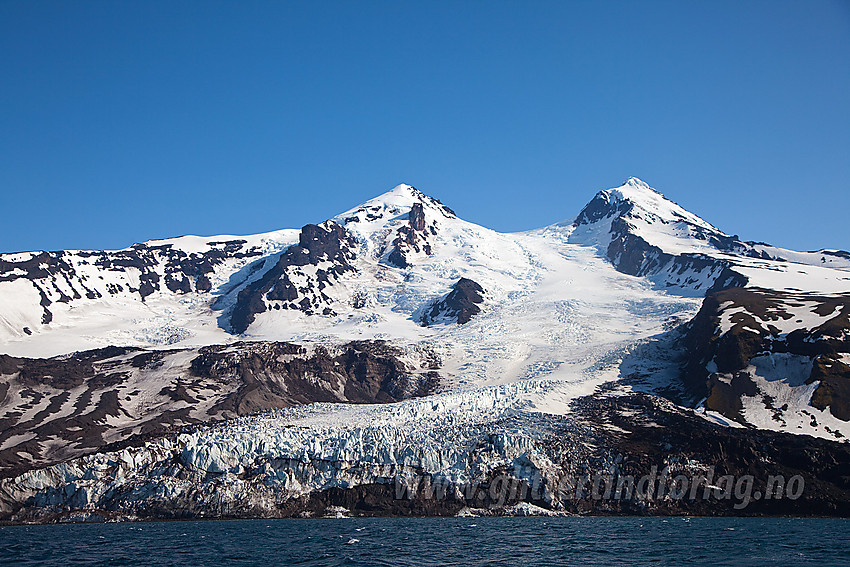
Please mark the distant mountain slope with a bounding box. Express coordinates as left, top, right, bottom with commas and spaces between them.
0, 230, 299, 356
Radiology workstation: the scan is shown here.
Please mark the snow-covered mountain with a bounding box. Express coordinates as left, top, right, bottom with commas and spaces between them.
563, 177, 850, 295
1, 178, 848, 522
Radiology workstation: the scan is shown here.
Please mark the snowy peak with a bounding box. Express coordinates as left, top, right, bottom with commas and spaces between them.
335, 184, 456, 227
567, 178, 850, 296
575, 177, 721, 234
220, 185, 470, 336
611, 176, 666, 204
567, 178, 743, 293
330, 184, 461, 271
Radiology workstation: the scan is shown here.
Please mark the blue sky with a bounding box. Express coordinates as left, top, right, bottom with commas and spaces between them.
1, 1, 849, 253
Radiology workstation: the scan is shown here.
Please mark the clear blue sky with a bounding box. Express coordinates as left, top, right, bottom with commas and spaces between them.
2, 1, 849, 253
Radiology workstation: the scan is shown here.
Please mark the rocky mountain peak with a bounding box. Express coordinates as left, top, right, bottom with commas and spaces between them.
574, 177, 718, 234
567, 178, 750, 294
336, 184, 456, 227
622, 176, 658, 192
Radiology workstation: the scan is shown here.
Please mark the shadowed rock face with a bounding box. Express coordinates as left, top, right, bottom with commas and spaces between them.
421, 278, 484, 326
573, 190, 633, 226
681, 287, 850, 427
809, 357, 850, 421
574, 187, 756, 294
0, 340, 439, 478
229, 222, 357, 334
604, 218, 749, 294
387, 203, 435, 268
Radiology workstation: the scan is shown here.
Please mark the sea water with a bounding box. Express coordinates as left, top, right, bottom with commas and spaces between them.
1, 517, 848, 566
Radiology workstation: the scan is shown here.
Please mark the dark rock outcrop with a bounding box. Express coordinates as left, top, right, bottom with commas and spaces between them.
229, 222, 357, 334
605, 219, 748, 293
387, 203, 435, 268
573, 190, 634, 227
681, 287, 850, 425
189, 340, 438, 412
421, 278, 485, 326
809, 357, 850, 421
0, 340, 438, 478
409, 202, 426, 231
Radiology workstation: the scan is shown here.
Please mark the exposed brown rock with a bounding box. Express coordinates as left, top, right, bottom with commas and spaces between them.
681, 287, 850, 424
387, 203, 434, 268
421, 278, 484, 326
229, 221, 357, 333
0, 340, 439, 478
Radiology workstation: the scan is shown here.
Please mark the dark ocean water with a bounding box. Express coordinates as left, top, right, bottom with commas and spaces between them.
1, 517, 848, 567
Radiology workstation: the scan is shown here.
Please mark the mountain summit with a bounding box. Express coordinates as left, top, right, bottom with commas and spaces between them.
574, 177, 720, 233
565, 178, 850, 295
335, 183, 457, 222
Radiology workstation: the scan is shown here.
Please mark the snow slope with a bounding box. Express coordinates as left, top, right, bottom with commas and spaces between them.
0, 229, 299, 357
